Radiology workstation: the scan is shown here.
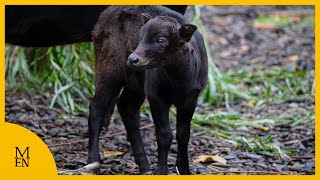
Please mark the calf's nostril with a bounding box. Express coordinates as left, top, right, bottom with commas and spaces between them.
132, 58, 139, 64
128, 56, 139, 65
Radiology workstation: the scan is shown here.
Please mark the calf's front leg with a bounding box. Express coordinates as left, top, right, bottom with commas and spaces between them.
149, 97, 173, 175
117, 87, 151, 174
175, 101, 197, 175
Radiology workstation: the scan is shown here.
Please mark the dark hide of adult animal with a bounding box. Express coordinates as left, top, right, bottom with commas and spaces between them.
5, 5, 187, 47
90, 6, 208, 175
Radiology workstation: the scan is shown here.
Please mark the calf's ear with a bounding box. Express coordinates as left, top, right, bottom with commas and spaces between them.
179, 24, 197, 42
141, 13, 153, 24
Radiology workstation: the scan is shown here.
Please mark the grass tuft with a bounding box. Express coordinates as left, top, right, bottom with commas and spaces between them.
6, 43, 95, 115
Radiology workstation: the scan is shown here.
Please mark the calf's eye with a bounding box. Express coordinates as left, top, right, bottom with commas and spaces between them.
156, 38, 166, 45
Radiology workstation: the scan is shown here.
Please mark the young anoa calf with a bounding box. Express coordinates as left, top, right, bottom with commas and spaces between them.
89, 6, 208, 175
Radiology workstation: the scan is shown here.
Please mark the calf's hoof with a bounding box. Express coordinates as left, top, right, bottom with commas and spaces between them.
176, 166, 190, 175
83, 161, 101, 174
92, 168, 101, 175
155, 166, 169, 175
142, 171, 152, 175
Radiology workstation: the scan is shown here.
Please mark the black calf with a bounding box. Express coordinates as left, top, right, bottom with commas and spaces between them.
90, 6, 208, 174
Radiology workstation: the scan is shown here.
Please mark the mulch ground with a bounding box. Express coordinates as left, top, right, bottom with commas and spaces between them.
5, 6, 315, 175
5, 92, 315, 175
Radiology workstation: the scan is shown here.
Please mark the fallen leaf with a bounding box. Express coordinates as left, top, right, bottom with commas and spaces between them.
103, 148, 125, 157
217, 37, 228, 45
220, 50, 232, 58
254, 22, 277, 30
194, 155, 227, 165
288, 16, 301, 23
240, 45, 250, 52
240, 100, 255, 108
286, 55, 300, 71
288, 55, 299, 62
252, 125, 269, 131
110, 115, 117, 123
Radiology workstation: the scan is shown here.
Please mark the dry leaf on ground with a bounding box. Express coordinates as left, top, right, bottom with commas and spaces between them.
194, 155, 227, 165
103, 148, 125, 157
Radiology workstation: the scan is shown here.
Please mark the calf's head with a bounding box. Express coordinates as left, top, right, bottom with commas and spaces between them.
127, 13, 197, 70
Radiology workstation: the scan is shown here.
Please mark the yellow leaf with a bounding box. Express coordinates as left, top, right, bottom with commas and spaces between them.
240, 100, 255, 108
253, 125, 269, 131
240, 45, 250, 52
194, 155, 227, 165
288, 55, 299, 62
103, 148, 125, 157
220, 50, 232, 58
254, 22, 277, 30
110, 115, 117, 123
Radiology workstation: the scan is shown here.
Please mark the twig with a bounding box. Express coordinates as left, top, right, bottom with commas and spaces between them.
58, 162, 100, 175
34, 104, 67, 114
208, 170, 289, 175
175, 166, 180, 175
292, 156, 314, 159
107, 124, 154, 137
47, 139, 87, 147
283, 137, 314, 145
70, 151, 81, 162
72, 151, 87, 155
210, 163, 233, 168
119, 159, 137, 169
57, 154, 70, 162
37, 132, 69, 143
207, 165, 227, 171
43, 124, 154, 147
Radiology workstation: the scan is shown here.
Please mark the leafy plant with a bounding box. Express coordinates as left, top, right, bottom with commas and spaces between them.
6, 43, 95, 114
191, 6, 253, 107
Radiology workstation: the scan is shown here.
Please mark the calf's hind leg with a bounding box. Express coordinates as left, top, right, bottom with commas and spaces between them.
87, 73, 124, 173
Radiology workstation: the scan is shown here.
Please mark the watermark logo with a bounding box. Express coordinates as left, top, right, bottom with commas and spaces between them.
15, 147, 30, 167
